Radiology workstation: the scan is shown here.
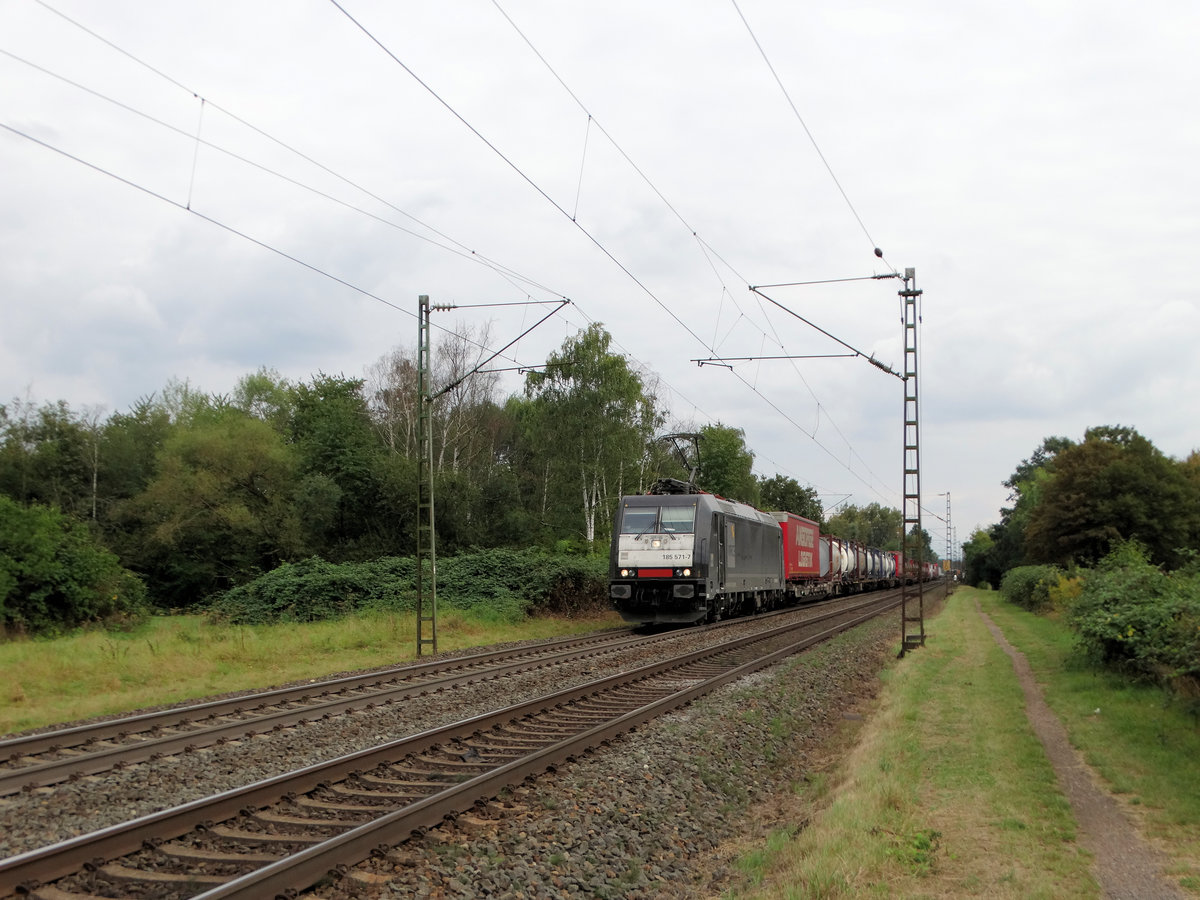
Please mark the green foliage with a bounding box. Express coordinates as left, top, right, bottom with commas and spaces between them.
1003, 435, 1076, 494
962, 526, 999, 588
0, 397, 99, 518
5, 340, 835, 608
205, 556, 410, 624
97, 398, 174, 507
521, 324, 663, 546
0, 496, 148, 634
232, 367, 295, 430
825, 503, 903, 550
115, 411, 303, 606
206, 549, 609, 625
757, 474, 823, 522
978, 426, 1200, 595
975, 436, 1075, 581
291, 473, 343, 547
157, 377, 218, 425
1068, 543, 1200, 685
1045, 572, 1084, 608
906, 524, 938, 563
887, 828, 942, 876
1096, 538, 1153, 571
1024, 425, 1200, 569
999, 565, 1063, 611
288, 373, 387, 555
696, 422, 758, 505
445, 547, 608, 616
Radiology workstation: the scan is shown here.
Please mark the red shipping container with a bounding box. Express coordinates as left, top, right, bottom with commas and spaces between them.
773, 512, 821, 581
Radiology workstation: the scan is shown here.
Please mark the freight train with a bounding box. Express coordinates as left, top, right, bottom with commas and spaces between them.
608, 480, 939, 625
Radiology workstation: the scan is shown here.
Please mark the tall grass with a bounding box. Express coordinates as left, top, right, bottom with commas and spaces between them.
0, 609, 621, 735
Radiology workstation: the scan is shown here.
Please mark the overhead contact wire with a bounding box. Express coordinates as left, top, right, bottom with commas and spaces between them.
15, 5, 733, 467
328, 0, 716, 354
27, 2, 567, 302
0, 121, 556, 371
186, 97, 204, 210
0, 44, 565, 305
487, 0, 897, 502
731, 0, 894, 272
31, 0, 895, 504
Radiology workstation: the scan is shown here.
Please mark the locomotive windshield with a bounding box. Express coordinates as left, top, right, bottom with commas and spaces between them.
620, 508, 658, 534
619, 504, 696, 534
660, 506, 696, 533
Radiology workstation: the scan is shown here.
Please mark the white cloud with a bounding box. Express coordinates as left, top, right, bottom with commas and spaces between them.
2, 0, 1198, 548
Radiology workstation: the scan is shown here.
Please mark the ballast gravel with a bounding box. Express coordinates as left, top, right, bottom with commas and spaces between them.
307, 614, 898, 899
0, 607, 899, 899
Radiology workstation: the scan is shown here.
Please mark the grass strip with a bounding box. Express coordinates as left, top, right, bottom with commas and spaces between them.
736, 587, 1096, 899
978, 590, 1200, 892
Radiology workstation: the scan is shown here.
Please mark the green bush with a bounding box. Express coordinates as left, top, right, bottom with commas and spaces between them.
0, 496, 149, 635
1045, 572, 1084, 608
434, 548, 608, 617
206, 549, 609, 625
1068, 544, 1200, 686
1000, 565, 1062, 611
202, 557, 402, 625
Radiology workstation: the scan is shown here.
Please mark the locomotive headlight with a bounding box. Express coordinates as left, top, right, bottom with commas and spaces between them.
682, 568, 691, 576
620, 568, 632, 577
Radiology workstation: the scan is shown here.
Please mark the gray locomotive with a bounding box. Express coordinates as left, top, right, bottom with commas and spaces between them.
609, 479, 938, 625
608, 480, 784, 624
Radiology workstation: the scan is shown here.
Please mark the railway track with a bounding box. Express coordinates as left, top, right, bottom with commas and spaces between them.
0, 627, 649, 796
0, 593, 899, 899
0, 593, 876, 797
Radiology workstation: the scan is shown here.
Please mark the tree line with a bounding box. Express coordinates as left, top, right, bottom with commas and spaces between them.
3, 323, 866, 632
965, 425, 1200, 695
964, 425, 1200, 585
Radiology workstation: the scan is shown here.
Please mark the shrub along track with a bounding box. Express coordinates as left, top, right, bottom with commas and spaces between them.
0, 593, 902, 899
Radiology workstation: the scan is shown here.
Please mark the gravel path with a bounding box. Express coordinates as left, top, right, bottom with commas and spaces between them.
979, 602, 1186, 900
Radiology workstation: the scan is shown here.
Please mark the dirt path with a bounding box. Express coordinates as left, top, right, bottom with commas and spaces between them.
977, 600, 1185, 900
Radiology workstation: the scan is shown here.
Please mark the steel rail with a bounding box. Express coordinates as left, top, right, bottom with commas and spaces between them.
0, 628, 635, 757
0, 595, 897, 897
200, 599, 897, 898
0, 592, 888, 796
0, 629, 653, 796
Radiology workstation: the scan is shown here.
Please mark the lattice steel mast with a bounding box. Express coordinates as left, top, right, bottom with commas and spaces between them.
944, 492, 952, 575
900, 269, 925, 655
416, 294, 438, 656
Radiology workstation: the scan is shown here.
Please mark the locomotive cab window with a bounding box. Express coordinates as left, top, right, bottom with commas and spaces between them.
659, 506, 696, 533
619, 504, 697, 534
620, 507, 659, 534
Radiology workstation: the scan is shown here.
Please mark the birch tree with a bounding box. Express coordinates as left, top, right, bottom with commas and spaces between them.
365, 323, 499, 470
523, 324, 662, 548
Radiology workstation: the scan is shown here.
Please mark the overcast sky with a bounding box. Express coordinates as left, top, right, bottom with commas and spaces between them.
2, 0, 1198, 555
